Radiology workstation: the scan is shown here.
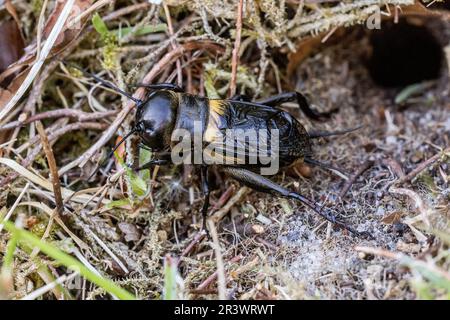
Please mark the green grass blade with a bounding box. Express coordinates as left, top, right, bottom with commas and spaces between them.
92, 13, 109, 37
115, 151, 148, 197
2, 221, 136, 300
163, 255, 177, 300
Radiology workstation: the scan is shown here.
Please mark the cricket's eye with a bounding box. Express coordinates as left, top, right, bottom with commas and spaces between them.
133, 121, 142, 132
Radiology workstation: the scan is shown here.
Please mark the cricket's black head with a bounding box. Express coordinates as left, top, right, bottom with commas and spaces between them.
134, 90, 179, 151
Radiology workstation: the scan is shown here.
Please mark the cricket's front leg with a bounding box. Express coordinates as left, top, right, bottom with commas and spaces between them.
200, 166, 211, 238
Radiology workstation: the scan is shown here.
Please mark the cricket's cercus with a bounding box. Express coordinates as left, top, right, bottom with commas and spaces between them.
71, 62, 373, 239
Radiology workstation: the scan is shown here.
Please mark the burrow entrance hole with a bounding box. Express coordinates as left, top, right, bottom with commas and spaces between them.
367, 19, 445, 88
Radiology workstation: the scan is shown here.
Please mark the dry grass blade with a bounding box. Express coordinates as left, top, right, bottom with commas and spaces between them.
0, 158, 108, 205
18, 201, 88, 250
163, 4, 183, 87
0, 0, 75, 122
36, 122, 64, 218
229, 0, 244, 98
0, 183, 29, 232
21, 272, 79, 300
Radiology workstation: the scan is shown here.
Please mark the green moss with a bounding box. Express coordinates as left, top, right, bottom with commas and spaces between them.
92, 13, 119, 70
31, 0, 43, 17
30, 222, 55, 239
101, 33, 119, 71
417, 173, 437, 193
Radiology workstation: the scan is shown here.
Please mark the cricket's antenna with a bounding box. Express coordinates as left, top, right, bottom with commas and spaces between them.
60, 60, 143, 105
287, 192, 374, 239
87, 128, 138, 181
308, 126, 363, 139
304, 158, 348, 178
106, 129, 138, 160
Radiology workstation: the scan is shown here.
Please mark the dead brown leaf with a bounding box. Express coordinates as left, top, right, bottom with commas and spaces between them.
4, 0, 22, 33
402, 1, 450, 19
381, 211, 404, 224
0, 0, 25, 84
0, 90, 13, 107
117, 222, 142, 242
0, 20, 25, 75
287, 28, 347, 77
0, 0, 93, 85
43, 0, 93, 50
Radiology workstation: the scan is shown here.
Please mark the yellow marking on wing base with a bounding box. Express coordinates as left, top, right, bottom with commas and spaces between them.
204, 100, 246, 165
204, 100, 227, 143
209, 100, 227, 115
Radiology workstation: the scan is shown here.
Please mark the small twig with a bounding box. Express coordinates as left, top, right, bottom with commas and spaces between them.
355, 246, 400, 259
255, 237, 278, 250
103, 2, 152, 22
195, 255, 242, 291
16, 122, 108, 156
31, 122, 68, 259
207, 220, 226, 300
339, 160, 374, 199
0, 122, 108, 188
178, 230, 206, 265
211, 186, 235, 212
163, 3, 183, 87
0, 109, 117, 132
211, 187, 249, 222
229, 0, 244, 98
395, 147, 450, 185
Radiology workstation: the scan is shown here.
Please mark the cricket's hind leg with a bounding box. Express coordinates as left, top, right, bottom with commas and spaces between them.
257, 92, 338, 121
221, 166, 373, 239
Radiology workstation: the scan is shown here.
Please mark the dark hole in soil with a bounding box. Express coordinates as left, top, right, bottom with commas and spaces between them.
367, 20, 443, 87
